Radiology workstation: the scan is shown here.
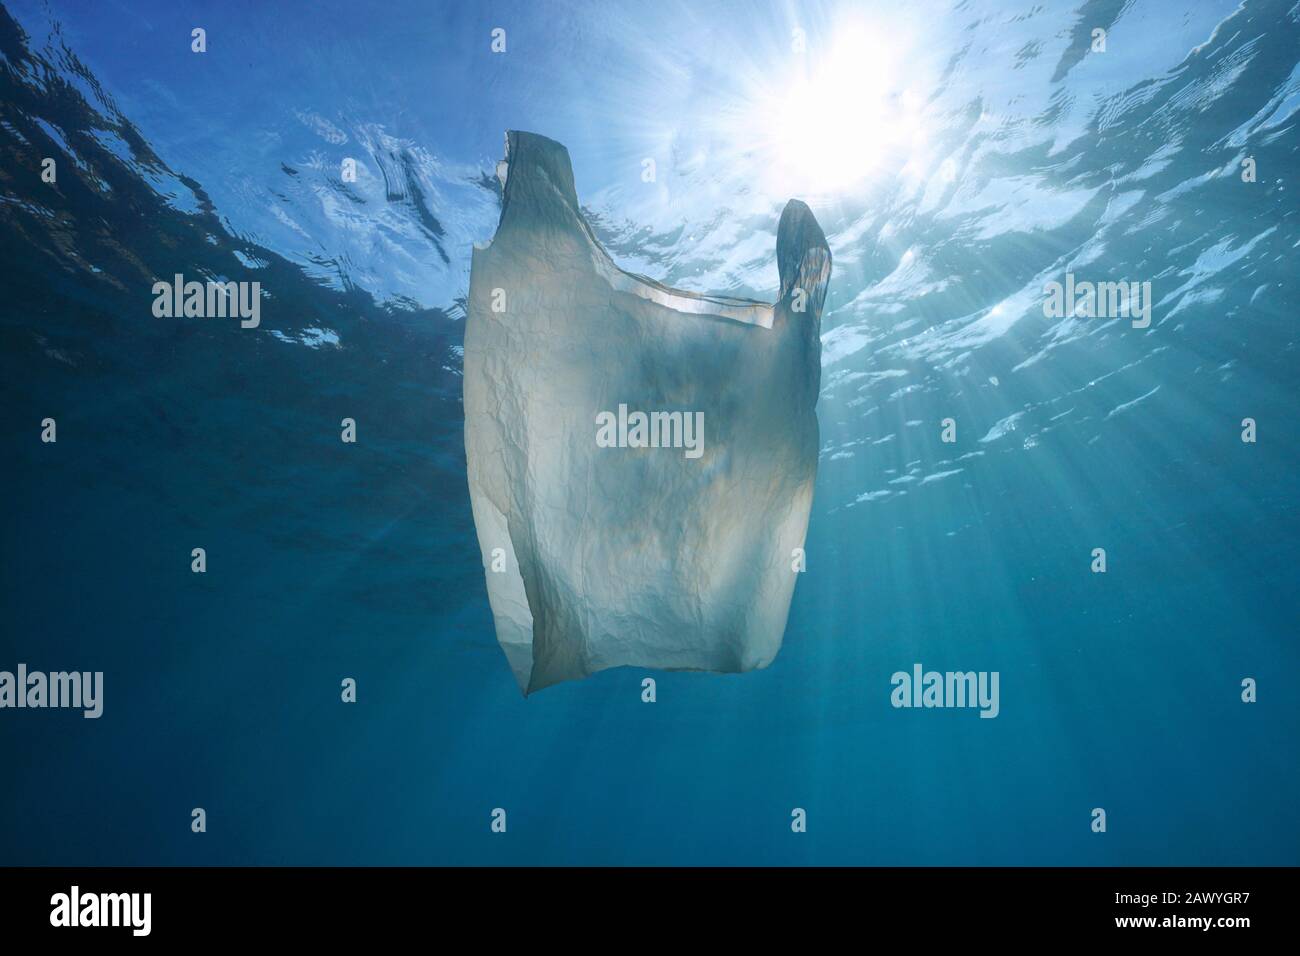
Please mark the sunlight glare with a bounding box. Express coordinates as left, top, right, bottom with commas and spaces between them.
755, 21, 927, 197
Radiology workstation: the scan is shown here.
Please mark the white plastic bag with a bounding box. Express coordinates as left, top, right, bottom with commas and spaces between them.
465, 131, 830, 694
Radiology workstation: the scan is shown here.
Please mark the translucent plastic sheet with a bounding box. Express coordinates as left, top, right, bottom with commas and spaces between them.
465, 131, 831, 693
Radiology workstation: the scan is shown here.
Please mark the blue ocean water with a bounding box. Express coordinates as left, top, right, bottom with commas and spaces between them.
0, 0, 1296, 865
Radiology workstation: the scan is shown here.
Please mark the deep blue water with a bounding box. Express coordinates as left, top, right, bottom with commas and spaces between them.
0, 0, 1296, 865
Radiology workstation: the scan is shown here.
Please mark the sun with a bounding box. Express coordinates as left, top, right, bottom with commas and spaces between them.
752, 23, 928, 197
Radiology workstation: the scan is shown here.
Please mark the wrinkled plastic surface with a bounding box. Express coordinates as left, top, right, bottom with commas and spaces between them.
464, 131, 831, 694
